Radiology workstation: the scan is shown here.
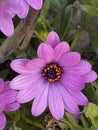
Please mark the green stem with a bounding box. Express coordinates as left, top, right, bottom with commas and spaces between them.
70, 24, 86, 51
91, 81, 98, 90
34, 30, 45, 42
80, 116, 89, 129
40, 16, 52, 29
62, 120, 74, 130
23, 116, 44, 129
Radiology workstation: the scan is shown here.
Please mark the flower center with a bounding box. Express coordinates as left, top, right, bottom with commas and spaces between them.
43, 63, 62, 82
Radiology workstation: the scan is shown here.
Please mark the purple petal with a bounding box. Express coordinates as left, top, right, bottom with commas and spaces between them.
46, 31, 60, 48
4, 81, 10, 91
0, 7, 14, 36
0, 96, 5, 113
16, 79, 43, 103
27, 0, 43, 10
66, 60, 92, 75
59, 52, 80, 67
26, 58, 45, 72
54, 41, 70, 62
4, 102, 20, 111
6, 0, 21, 17
10, 59, 30, 74
48, 83, 64, 120
58, 82, 80, 114
32, 82, 49, 116
10, 74, 41, 90
0, 78, 4, 93
67, 90, 88, 105
1, 90, 18, 104
82, 70, 97, 83
16, 0, 29, 18
37, 43, 55, 63
0, 113, 6, 130
60, 74, 85, 90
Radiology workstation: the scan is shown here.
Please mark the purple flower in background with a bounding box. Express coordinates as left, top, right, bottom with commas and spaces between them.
0, 0, 21, 36
10, 31, 97, 120
0, 78, 20, 130
0, 0, 43, 36
17, 0, 43, 19
26, 0, 43, 10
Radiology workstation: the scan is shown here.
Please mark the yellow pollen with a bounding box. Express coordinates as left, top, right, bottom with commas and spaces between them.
43, 63, 62, 82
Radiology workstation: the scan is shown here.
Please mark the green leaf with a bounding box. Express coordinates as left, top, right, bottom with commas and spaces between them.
92, 89, 98, 105
59, 4, 73, 40
80, 0, 98, 7
9, 126, 22, 130
84, 103, 98, 128
90, 127, 98, 130
89, 28, 98, 56
61, 113, 83, 130
81, 5, 98, 16
41, 0, 50, 18
84, 103, 98, 118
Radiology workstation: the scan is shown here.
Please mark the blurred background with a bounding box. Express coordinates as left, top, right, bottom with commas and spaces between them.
1, 0, 98, 129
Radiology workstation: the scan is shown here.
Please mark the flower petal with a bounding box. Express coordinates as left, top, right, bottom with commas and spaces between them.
32, 82, 49, 116
58, 82, 80, 114
0, 78, 4, 93
10, 59, 30, 74
0, 97, 5, 113
37, 43, 55, 63
6, 0, 21, 17
60, 74, 85, 90
82, 70, 97, 83
10, 74, 41, 90
59, 52, 80, 67
46, 31, 60, 48
27, 0, 43, 10
0, 113, 6, 130
1, 90, 18, 104
67, 60, 92, 75
4, 102, 20, 111
26, 58, 45, 72
16, 0, 29, 18
4, 81, 10, 91
16, 79, 43, 103
0, 7, 14, 36
48, 83, 64, 120
54, 41, 70, 62
67, 90, 88, 105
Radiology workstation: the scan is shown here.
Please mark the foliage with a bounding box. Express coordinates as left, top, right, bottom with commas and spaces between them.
0, 0, 98, 129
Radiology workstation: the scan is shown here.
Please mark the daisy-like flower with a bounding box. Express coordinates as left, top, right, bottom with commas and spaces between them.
17, 0, 43, 19
0, 0, 22, 36
10, 31, 97, 120
0, 78, 20, 130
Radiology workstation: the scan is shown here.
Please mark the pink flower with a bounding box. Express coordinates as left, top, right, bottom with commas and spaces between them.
0, 0, 43, 36
10, 31, 97, 120
17, 0, 43, 19
0, 0, 21, 36
0, 78, 20, 130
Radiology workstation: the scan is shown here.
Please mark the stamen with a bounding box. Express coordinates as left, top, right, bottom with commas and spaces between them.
43, 63, 62, 82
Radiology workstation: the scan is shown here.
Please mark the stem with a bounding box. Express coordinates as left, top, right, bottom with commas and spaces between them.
91, 81, 98, 90
70, 24, 85, 51
23, 116, 44, 130
34, 30, 45, 41
62, 120, 74, 130
0, 8, 40, 63
80, 116, 89, 129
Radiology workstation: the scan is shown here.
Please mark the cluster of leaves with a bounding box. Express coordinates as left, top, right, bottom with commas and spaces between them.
0, 0, 98, 129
